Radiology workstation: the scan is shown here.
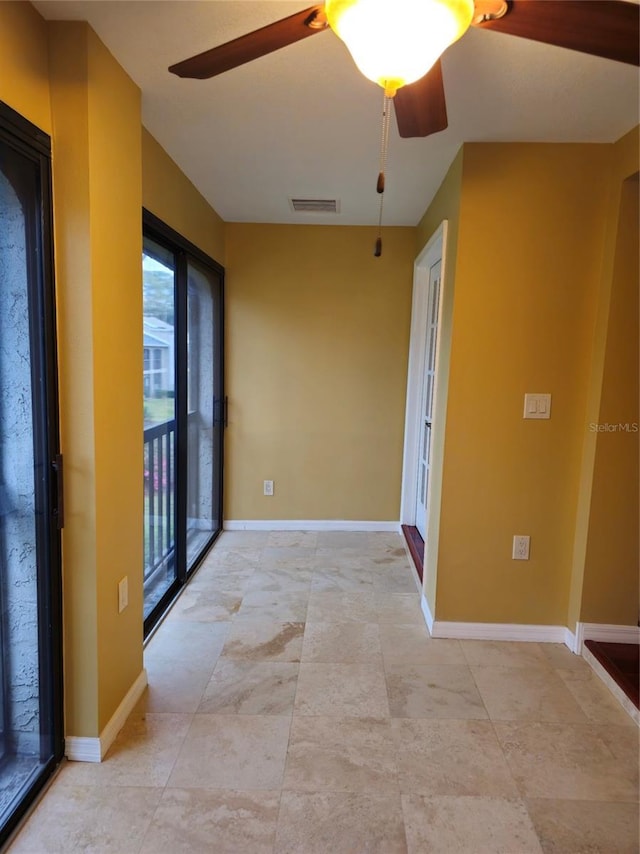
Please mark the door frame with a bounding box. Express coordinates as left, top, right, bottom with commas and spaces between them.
0, 100, 64, 844
142, 210, 225, 637
400, 221, 448, 536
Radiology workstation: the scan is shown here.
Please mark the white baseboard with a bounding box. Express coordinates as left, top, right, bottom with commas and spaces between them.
224, 520, 401, 533
564, 626, 579, 654
420, 613, 569, 645
575, 621, 640, 650
65, 669, 148, 763
432, 621, 568, 643
420, 594, 434, 634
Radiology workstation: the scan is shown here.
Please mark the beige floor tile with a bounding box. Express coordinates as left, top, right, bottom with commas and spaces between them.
366, 533, 406, 551
317, 532, 370, 550
313, 551, 368, 571
275, 791, 407, 854
261, 546, 316, 564
59, 713, 192, 788
596, 723, 640, 776
294, 662, 390, 717
13, 532, 637, 854
236, 590, 308, 622
220, 620, 305, 661
169, 589, 243, 621
168, 715, 291, 790
246, 568, 312, 594
386, 664, 488, 719
402, 795, 543, 854
369, 558, 414, 577
198, 660, 299, 715
301, 621, 382, 663
371, 568, 419, 594
201, 547, 262, 569
144, 619, 229, 663
306, 591, 378, 623
367, 541, 409, 559
471, 665, 588, 722
283, 716, 399, 792
267, 531, 318, 548
460, 640, 551, 668
557, 666, 637, 725
495, 721, 640, 801
8, 784, 162, 853
259, 557, 316, 574
141, 659, 216, 713
139, 788, 280, 854
379, 624, 465, 666
310, 565, 374, 592
374, 593, 424, 624
214, 531, 269, 549
540, 643, 590, 671
391, 718, 519, 796
185, 568, 255, 594
143, 623, 229, 712
525, 798, 640, 853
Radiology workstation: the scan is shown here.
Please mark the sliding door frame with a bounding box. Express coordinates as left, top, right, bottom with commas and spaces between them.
142, 209, 224, 636
0, 101, 64, 846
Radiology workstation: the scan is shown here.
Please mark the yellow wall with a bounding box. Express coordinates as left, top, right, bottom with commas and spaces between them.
434, 143, 611, 625
415, 149, 463, 611
568, 129, 640, 631
225, 224, 415, 521
142, 128, 225, 264
48, 22, 100, 736
0, 1, 51, 133
580, 174, 639, 623
48, 22, 144, 735
87, 30, 144, 733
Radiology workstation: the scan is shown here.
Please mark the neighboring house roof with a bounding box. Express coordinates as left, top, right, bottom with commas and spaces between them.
143, 316, 173, 332
144, 332, 169, 348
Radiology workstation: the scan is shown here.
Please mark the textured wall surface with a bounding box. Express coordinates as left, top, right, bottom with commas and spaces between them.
0, 168, 40, 748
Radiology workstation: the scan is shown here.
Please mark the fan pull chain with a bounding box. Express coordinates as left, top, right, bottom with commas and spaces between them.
375, 91, 392, 257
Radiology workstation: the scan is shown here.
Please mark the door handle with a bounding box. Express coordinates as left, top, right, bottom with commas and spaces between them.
214, 396, 228, 428
425, 420, 432, 429
52, 453, 64, 530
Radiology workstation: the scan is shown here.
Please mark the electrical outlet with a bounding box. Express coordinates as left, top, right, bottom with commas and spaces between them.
263, 480, 274, 496
512, 535, 530, 561
118, 576, 128, 613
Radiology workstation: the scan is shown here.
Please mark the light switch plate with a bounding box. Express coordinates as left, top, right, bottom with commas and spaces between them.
523, 393, 551, 419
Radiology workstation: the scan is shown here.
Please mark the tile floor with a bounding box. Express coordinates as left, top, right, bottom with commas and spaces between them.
8, 531, 639, 853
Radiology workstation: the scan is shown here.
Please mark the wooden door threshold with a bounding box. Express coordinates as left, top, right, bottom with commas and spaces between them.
401, 525, 424, 583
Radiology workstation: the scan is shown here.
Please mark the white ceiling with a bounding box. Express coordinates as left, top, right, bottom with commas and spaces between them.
34, 1, 639, 226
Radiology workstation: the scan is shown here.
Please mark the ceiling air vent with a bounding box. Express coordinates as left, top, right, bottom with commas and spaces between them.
289, 197, 340, 214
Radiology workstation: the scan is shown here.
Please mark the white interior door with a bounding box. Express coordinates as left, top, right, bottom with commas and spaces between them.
415, 259, 441, 539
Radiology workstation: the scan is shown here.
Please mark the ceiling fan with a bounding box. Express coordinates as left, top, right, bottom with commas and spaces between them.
169, 0, 639, 140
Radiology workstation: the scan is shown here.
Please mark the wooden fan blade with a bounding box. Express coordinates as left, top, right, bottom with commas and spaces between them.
394, 61, 448, 138
473, 0, 639, 66
169, 5, 327, 79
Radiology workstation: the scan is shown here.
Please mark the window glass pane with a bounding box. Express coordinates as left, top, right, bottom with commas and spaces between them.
0, 136, 57, 835
142, 240, 177, 618
186, 260, 222, 569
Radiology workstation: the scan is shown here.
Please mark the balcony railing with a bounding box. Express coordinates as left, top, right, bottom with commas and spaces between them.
143, 418, 175, 584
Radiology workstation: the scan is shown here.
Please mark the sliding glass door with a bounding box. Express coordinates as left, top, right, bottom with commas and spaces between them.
143, 239, 177, 619
186, 259, 224, 567
0, 103, 63, 844
142, 212, 224, 634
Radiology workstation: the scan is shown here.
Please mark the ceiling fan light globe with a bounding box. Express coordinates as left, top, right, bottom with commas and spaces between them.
325, 0, 474, 92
